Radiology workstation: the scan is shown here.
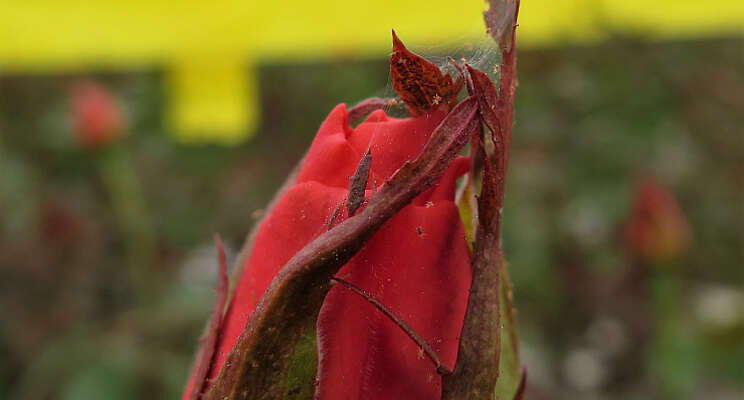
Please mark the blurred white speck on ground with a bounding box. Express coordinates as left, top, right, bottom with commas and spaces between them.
586, 316, 629, 359
563, 347, 607, 392
520, 341, 557, 391
561, 198, 610, 247
694, 285, 744, 330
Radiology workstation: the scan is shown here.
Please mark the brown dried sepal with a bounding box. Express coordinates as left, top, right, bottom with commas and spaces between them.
391, 30, 462, 116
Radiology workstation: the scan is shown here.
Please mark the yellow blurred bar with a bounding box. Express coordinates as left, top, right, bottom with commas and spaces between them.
167, 57, 256, 145
0, 0, 741, 143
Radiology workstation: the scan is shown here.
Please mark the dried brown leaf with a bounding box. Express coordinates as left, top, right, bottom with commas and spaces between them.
391, 30, 461, 116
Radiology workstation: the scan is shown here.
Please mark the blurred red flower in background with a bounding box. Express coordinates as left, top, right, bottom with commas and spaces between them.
624, 178, 691, 264
70, 80, 126, 149
184, 103, 472, 399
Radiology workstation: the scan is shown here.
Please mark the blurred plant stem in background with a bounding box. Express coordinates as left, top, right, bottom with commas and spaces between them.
97, 145, 157, 303
69, 78, 159, 304
624, 178, 698, 399
652, 267, 700, 400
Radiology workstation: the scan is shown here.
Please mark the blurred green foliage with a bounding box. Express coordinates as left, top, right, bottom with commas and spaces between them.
1, 36, 742, 399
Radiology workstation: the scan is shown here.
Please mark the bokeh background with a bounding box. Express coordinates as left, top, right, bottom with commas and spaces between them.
1, 1, 742, 399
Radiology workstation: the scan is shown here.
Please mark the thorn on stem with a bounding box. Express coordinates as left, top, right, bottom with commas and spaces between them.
328, 200, 345, 230
347, 149, 372, 216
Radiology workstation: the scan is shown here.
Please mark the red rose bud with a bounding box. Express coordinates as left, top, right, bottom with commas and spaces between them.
70, 80, 126, 149
183, 104, 472, 399
623, 178, 692, 264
